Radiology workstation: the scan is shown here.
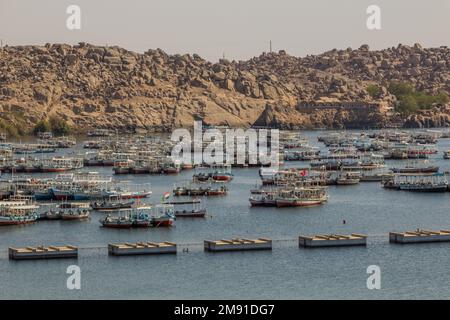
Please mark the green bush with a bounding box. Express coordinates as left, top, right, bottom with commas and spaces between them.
435, 92, 449, 104
33, 119, 51, 135
397, 95, 418, 115
0, 119, 19, 138
366, 84, 381, 99
388, 82, 414, 97
33, 116, 71, 136
49, 116, 71, 136
387, 81, 449, 115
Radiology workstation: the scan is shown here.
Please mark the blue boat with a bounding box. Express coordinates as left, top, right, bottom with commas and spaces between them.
34, 189, 53, 201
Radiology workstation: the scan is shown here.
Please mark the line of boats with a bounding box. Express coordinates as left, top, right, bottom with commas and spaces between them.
0, 156, 83, 173
171, 165, 234, 196
192, 165, 234, 182
0, 172, 152, 201
2, 128, 450, 225
173, 183, 228, 196
99, 206, 175, 228
278, 129, 450, 195
0, 193, 208, 227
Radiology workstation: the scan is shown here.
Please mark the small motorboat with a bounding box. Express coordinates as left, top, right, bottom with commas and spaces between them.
45, 210, 62, 220
91, 200, 135, 211
174, 208, 206, 218
57, 202, 90, 220
0, 214, 37, 226
100, 215, 133, 228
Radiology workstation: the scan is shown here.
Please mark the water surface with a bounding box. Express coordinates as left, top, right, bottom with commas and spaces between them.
1, 130, 450, 299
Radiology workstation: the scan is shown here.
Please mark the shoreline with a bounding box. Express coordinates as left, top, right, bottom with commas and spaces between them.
3, 125, 450, 141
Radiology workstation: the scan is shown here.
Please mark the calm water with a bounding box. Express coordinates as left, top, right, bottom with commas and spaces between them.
1, 131, 450, 299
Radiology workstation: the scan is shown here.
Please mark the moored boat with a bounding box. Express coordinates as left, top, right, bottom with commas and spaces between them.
100, 215, 134, 228
166, 199, 207, 217
150, 204, 176, 227
115, 190, 152, 199
113, 159, 136, 175
336, 172, 361, 185
58, 203, 91, 220
249, 193, 277, 207
174, 208, 206, 218
275, 187, 328, 207
391, 166, 439, 174
211, 164, 233, 182
162, 166, 180, 174
0, 214, 37, 226
45, 210, 62, 220
391, 160, 439, 174
383, 172, 448, 192
100, 205, 175, 228
61, 208, 91, 220
399, 182, 447, 192
0, 205, 38, 226
91, 199, 135, 211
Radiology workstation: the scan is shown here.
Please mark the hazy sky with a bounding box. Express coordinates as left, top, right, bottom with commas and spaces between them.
1, 0, 449, 61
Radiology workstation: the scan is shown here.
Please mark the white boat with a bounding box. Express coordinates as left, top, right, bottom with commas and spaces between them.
275, 187, 328, 207
0, 205, 39, 226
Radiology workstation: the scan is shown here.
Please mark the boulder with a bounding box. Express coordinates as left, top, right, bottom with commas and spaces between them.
190, 77, 209, 89
408, 54, 421, 66
222, 79, 235, 91
65, 54, 78, 65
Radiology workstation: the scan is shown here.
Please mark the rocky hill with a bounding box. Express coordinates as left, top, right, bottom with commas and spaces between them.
1, 42, 450, 132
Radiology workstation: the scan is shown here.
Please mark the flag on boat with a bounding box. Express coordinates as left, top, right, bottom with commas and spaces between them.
161, 192, 171, 202
300, 169, 308, 177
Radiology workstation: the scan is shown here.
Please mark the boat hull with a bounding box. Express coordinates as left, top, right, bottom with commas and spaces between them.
392, 167, 439, 174
132, 220, 152, 228
163, 168, 180, 174
249, 200, 277, 207
41, 168, 71, 173
151, 218, 174, 227
91, 202, 134, 211
275, 199, 326, 207
212, 175, 233, 182
336, 179, 360, 185
34, 191, 53, 201
0, 217, 37, 226
175, 209, 206, 217
113, 168, 131, 174
399, 185, 447, 192
118, 192, 151, 199
0, 220, 35, 226
61, 214, 90, 220
101, 222, 133, 228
